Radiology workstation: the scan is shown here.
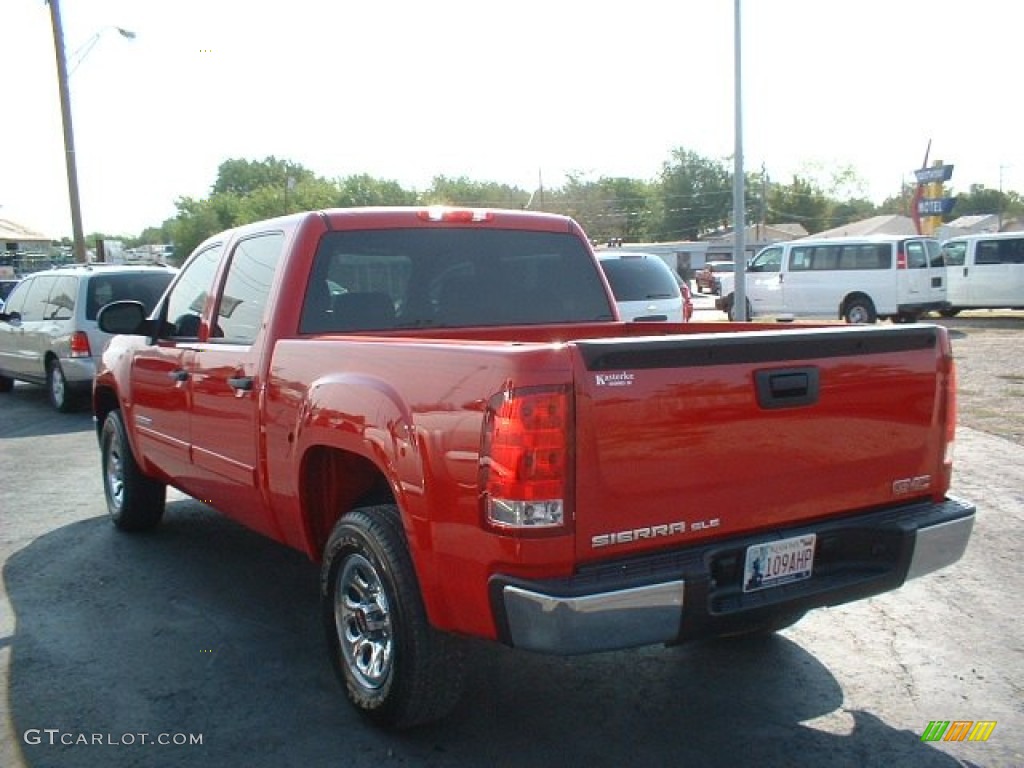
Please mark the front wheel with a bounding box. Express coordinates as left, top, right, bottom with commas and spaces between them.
842, 297, 877, 324
727, 297, 752, 322
322, 505, 464, 729
101, 410, 166, 531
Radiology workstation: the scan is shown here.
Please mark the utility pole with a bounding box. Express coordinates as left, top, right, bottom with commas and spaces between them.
998, 165, 1008, 232
731, 0, 747, 321
48, 0, 87, 263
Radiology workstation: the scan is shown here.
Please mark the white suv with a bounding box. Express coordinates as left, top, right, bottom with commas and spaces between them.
597, 252, 686, 323
0, 263, 176, 411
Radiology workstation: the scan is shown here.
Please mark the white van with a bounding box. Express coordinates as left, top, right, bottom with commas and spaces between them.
939, 232, 1024, 315
718, 235, 948, 323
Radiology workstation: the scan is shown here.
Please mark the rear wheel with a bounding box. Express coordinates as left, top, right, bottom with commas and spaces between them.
101, 410, 166, 531
322, 504, 464, 729
47, 359, 77, 412
842, 296, 877, 324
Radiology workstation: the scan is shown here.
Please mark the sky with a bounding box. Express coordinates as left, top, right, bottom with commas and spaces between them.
1, 0, 1020, 240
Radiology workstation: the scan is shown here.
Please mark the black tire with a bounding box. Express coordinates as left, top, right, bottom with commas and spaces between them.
47, 359, 77, 412
101, 410, 166, 531
0, 375, 12, 393
938, 308, 961, 318
842, 296, 877, 324
322, 504, 464, 729
727, 297, 752, 322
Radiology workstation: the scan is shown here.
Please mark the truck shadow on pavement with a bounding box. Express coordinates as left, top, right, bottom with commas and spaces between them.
5, 500, 969, 768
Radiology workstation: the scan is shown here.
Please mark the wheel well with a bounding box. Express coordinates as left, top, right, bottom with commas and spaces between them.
94, 386, 119, 441
841, 292, 873, 310
839, 292, 875, 318
301, 446, 395, 560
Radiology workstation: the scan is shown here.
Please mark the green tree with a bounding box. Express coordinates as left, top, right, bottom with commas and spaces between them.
767, 175, 830, 234
827, 198, 878, 229
950, 184, 1024, 222
543, 173, 614, 242
421, 176, 528, 208
211, 156, 316, 197
336, 174, 418, 207
655, 149, 732, 241
877, 184, 916, 216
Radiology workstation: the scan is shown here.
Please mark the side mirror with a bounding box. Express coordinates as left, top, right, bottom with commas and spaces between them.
0, 310, 21, 324
97, 300, 148, 335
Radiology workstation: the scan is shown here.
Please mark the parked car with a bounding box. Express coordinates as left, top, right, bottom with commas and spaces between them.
597, 251, 687, 322
717, 235, 947, 323
0, 263, 177, 410
0, 278, 19, 312
939, 231, 1024, 315
695, 260, 734, 294
673, 271, 695, 322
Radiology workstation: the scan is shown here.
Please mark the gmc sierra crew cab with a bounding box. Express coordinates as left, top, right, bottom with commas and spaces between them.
93, 206, 975, 729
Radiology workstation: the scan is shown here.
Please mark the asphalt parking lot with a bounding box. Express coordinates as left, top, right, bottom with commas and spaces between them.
2, 311, 1022, 767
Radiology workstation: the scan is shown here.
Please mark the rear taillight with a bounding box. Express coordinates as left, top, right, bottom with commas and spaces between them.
937, 337, 957, 496
479, 386, 569, 532
69, 331, 92, 358
897, 248, 908, 270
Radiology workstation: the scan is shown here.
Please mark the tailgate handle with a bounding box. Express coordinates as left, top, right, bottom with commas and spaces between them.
756, 367, 819, 409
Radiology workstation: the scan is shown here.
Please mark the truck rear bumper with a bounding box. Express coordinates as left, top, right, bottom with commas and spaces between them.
491, 496, 975, 655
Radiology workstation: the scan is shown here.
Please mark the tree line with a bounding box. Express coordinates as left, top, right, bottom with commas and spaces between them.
88, 150, 1022, 264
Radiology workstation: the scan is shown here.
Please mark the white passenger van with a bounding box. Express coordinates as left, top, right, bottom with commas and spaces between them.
939, 232, 1024, 315
719, 235, 948, 323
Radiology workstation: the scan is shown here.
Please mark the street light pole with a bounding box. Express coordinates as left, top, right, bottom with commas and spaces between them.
68, 26, 136, 76
731, 0, 747, 321
48, 0, 87, 263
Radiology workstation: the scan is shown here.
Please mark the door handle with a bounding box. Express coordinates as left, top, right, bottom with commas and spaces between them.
169, 369, 189, 382
228, 376, 253, 392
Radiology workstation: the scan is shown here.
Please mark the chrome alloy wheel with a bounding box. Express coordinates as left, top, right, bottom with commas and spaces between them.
48, 362, 67, 409
847, 305, 871, 324
336, 553, 394, 691
105, 428, 125, 511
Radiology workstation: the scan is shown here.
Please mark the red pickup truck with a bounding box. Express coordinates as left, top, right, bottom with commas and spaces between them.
93, 206, 975, 729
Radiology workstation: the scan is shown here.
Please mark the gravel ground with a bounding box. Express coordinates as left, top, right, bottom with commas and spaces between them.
933, 312, 1024, 445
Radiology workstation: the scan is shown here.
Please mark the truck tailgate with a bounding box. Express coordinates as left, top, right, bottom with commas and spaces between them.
570, 325, 949, 563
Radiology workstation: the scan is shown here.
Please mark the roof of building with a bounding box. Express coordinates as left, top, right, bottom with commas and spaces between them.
0, 217, 52, 243
807, 214, 916, 239
705, 222, 809, 244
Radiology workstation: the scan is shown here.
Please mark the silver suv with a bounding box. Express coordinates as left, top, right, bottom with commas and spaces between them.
0, 263, 176, 411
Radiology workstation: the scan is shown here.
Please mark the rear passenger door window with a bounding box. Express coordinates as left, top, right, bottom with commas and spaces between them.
45, 276, 78, 320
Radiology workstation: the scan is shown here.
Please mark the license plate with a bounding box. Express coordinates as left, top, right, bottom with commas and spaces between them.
743, 533, 816, 593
